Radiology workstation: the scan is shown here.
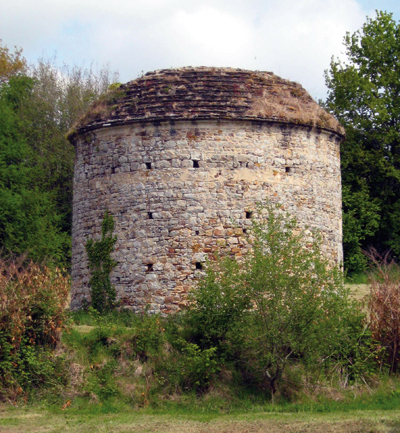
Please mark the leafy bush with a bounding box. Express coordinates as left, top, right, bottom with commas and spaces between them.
240, 205, 355, 395
178, 340, 218, 391
187, 203, 374, 397
85, 359, 120, 401
155, 337, 219, 393
184, 256, 251, 350
0, 256, 70, 398
129, 313, 165, 362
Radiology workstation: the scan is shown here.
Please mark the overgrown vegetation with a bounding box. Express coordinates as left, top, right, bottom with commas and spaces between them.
366, 248, 400, 374
1, 203, 398, 412
249, 80, 343, 133
3, 12, 400, 421
85, 210, 117, 313
183, 204, 375, 398
0, 257, 70, 401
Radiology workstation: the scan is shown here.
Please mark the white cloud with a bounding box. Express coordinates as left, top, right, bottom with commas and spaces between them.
249, 0, 366, 97
0, 0, 376, 98
169, 7, 253, 65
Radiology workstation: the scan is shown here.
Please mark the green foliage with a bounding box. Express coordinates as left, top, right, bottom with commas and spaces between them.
239, 206, 350, 394
64, 326, 121, 401
186, 203, 376, 397
341, 183, 380, 273
185, 256, 251, 350
330, 313, 381, 383
58, 310, 400, 413
22, 60, 119, 253
70, 306, 139, 328
0, 75, 68, 263
108, 82, 122, 91
63, 313, 169, 403
129, 314, 165, 361
86, 210, 117, 313
0, 257, 70, 399
67, 309, 167, 362
325, 11, 400, 273
0, 43, 119, 267
85, 360, 120, 401
177, 339, 218, 390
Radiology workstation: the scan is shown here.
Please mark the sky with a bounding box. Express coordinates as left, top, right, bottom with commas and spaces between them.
1, 0, 400, 100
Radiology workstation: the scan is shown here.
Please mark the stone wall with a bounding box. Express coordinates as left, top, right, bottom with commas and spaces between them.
71, 119, 342, 313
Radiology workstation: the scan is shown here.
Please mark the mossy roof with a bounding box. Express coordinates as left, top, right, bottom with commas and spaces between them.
68, 67, 344, 143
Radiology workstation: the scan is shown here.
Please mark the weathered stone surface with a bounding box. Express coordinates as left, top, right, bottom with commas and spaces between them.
68, 67, 344, 143
69, 67, 344, 313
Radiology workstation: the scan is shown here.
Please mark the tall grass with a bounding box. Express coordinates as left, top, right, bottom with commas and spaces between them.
365, 248, 400, 374
0, 257, 70, 400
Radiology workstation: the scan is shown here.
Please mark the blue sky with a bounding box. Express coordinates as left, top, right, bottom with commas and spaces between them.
358, 0, 400, 18
1, 0, 399, 100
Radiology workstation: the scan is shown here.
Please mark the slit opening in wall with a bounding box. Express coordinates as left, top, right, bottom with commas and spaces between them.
146, 264, 153, 272
285, 166, 292, 173
195, 230, 200, 235
195, 262, 203, 270
246, 211, 252, 219
148, 212, 153, 219
145, 162, 152, 169
243, 228, 247, 234
193, 160, 200, 168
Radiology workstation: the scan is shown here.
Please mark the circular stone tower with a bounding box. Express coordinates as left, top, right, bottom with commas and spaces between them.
68, 67, 345, 313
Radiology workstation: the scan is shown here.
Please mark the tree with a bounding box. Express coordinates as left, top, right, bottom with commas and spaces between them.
0, 43, 68, 264
325, 11, 400, 273
0, 75, 66, 262
0, 41, 119, 266
0, 40, 26, 83
238, 205, 353, 397
188, 204, 361, 398
20, 59, 119, 247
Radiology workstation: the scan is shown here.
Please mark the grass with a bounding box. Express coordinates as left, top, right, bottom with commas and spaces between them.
3, 278, 400, 433
345, 272, 369, 285
346, 283, 369, 301
3, 372, 400, 432
69, 307, 144, 327
1, 402, 400, 432
344, 271, 370, 302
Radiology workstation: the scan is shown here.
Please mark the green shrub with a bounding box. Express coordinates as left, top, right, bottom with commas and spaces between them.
129, 313, 165, 361
186, 203, 376, 398
178, 340, 218, 391
184, 256, 251, 350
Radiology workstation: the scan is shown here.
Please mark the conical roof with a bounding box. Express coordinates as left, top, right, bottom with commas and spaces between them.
68, 67, 344, 143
